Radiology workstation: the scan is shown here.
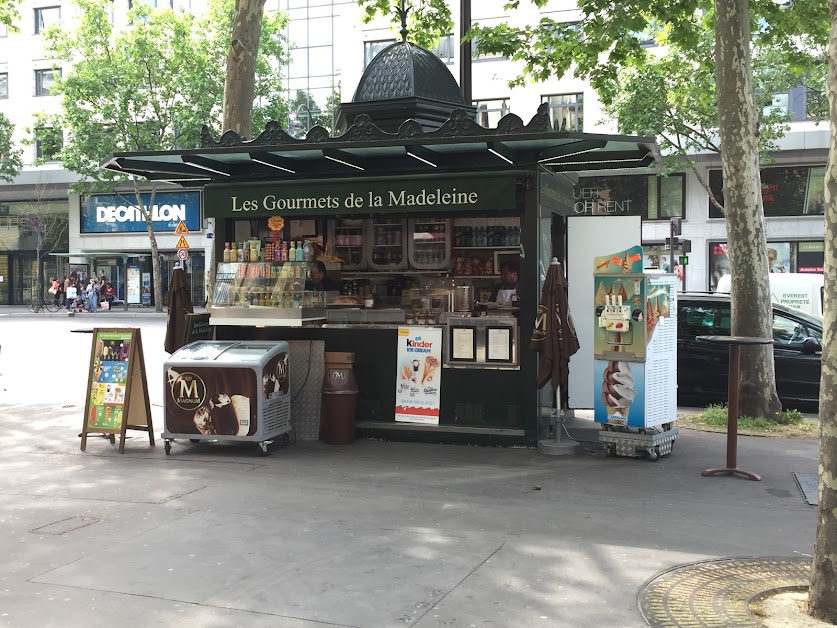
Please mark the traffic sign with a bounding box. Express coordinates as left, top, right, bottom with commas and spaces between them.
177, 249, 189, 261
175, 235, 190, 249
174, 221, 190, 235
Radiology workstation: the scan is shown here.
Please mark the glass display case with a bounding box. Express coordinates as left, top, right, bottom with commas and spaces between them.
210, 261, 326, 327
408, 217, 451, 270
329, 218, 366, 270
369, 217, 407, 270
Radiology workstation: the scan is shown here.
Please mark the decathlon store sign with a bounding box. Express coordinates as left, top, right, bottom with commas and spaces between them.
81, 191, 202, 233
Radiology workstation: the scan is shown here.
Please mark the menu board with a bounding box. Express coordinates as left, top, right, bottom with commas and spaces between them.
395, 326, 443, 425
81, 328, 154, 453
86, 330, 133, 431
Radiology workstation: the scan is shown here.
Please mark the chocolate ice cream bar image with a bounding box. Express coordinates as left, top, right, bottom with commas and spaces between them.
209, 393, 251, 436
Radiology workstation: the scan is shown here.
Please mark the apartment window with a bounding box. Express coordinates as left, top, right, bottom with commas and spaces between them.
474, 98, 509, 128
0, 73, 7, 99
762, 92, 789, 118
129, 0, 173, 8
646, 174, 686, 220
542, 93, 583, 131
363, 39, 395, 69
34, 127, 63, 161
35, 69, 60, 96
432, 34, 454, 64
709, 166, 825, 217
34, 6, 60, 34
471, 35, 504, 61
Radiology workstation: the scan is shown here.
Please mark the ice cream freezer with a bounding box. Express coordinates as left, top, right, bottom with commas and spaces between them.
163, 340, 292, 455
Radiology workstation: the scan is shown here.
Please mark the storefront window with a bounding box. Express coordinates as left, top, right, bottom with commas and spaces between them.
575, 174, 685, 220
708, 166, 826, 217
708, 240, 822, 290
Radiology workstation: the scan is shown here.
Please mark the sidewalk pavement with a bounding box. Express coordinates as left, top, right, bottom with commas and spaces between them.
0, 305, 203, 318
0, 401, 819, 627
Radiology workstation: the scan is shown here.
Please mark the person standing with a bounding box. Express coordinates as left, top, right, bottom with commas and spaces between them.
86, 277, 99, 313
489, 259, 520, 304
64, 274, 75, 310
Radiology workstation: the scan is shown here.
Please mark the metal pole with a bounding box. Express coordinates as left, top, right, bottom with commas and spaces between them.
459, 0, 472, 104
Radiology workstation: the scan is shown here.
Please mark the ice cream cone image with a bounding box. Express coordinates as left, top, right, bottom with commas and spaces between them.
421, 356, 440, 384
621, 251, 632, 273
601, 360, 636, 420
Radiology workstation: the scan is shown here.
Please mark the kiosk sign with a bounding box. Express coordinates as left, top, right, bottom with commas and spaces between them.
395, 327, 443, 425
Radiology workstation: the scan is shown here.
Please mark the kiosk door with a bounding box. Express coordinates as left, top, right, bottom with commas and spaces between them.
566, 216, 641, 409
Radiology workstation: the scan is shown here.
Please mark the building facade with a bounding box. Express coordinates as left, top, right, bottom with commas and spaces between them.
0, 0, 826, 302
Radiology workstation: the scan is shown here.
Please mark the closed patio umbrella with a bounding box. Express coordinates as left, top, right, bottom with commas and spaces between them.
530, 260, 579, 407
164, 266, 193, 354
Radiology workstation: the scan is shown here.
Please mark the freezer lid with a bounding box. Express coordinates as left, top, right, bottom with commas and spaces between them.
170, 341, 238, 361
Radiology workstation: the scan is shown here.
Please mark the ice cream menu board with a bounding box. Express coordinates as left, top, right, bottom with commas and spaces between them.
81, 328, 154, 453
86, 330, 132, 430
395, 326, 443, 425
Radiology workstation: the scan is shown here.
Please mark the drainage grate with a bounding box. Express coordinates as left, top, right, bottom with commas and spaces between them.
30, 516, 100, 536
792, 472, 818, 506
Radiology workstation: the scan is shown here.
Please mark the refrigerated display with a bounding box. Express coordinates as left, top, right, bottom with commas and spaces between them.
369, 217, 407, 270
330, 218, 366, 270
408, 217, 450, 270
162, 340, 293, 455
210, 261, 326, 327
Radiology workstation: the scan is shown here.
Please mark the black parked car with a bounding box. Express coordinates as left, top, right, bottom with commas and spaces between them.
677, 293, 822, 412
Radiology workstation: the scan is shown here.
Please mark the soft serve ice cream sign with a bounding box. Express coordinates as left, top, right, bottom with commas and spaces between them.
82, 192, 202, 233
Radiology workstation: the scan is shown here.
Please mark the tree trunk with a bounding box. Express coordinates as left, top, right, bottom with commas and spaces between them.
809, 2, 837, 621
222, 0, 265, 139
133, 182, 164, 313
713, 0, 781, 418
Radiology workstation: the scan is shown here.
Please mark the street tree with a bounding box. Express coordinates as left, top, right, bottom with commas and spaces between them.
19, 184, 69, 307
0, 113, 23, 182
360, 0, 451, 49
42, 0, 287, 312
811, 3, 837, 621
219, 0, 290, 139
0, 0, 20, 29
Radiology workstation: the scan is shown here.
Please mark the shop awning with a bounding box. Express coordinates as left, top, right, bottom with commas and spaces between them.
100, 105, 660, 185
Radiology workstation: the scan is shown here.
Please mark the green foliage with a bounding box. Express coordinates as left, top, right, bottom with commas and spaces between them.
40, 0, 289, 194
358, 0, 452, 50
695, 403, 811, 430
604, 26, 806, 175
0, 0, 20, 30
0, 112, 23, 182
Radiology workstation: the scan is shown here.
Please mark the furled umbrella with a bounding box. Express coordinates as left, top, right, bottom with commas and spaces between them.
530, 260, 579, 407
164, 266, 194, 354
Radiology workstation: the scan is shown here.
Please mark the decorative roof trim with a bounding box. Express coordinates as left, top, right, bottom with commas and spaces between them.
202, 103, 554, 149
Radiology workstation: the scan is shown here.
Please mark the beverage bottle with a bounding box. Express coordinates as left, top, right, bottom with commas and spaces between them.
281, 242, 288, 262
289, 241, 297, 262
237, 242, 244, 262
229, 241, 237, 262
243, 245, 250, 262
223, 242, 230, 263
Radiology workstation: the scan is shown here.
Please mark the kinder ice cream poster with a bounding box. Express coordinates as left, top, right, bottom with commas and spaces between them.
395, 326, 443, 425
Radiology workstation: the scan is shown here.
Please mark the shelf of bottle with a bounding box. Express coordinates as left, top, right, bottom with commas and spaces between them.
453, 275, 500, 279
371, 244, 403, 248
218, 260, 311, 264
413, 240, 447, 245
334, 244, 363, 248
453, 246, 519, 250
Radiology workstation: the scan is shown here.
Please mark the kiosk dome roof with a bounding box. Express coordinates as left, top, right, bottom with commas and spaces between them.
353, 41, 465, 105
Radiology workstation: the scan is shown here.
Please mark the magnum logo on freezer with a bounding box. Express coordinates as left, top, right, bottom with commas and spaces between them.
172, 372, 207, 411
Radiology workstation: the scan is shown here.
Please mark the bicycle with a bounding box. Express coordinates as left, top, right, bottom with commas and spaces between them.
26, 291, 63, 313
